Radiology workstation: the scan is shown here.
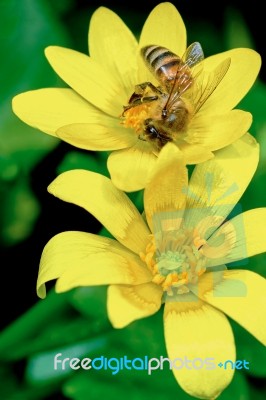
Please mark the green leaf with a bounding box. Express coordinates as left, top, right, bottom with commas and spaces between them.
57, 151, 109, 177
244, 253, 266, 279
47, 0, 75, 15
127, 189, 144, 213
0, 364, 19, 399
256, 118, 266, 176
218, 371, 250, 400
69, 286, 110, 323
231, 320, 266, 377
25, 335, 109, 384
0, 0, 71, 165
63, 355, 194, 400
0, 154, 19, 182
0, 290, 70, 360
109, 310, 166, 359
0, 176, 40, 245
0, 0, 72, 244
0, 363, 60, 400
225, 7, 255, 49
249, 383, 266, 400
7, 315, 111, 362
63, 371, 191, 400
238, 82, 266, 143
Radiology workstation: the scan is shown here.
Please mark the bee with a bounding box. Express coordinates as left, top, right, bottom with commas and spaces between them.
122, 42, 231, 150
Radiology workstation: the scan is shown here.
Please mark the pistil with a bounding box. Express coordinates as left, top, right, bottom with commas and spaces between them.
140, 228, 207, 296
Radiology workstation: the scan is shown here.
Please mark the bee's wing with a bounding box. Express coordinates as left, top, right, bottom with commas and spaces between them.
193, 57, 231, 113
165, 43, 205, 109
183, 42, 204, 68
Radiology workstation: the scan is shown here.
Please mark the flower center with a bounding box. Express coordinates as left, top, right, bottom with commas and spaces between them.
140, 228, 207, 296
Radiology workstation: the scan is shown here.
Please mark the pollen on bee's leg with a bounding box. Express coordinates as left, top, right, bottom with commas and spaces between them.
121, 104, 151, 134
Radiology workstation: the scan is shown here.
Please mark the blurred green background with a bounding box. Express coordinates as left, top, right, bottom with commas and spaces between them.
0, 0, 265, 399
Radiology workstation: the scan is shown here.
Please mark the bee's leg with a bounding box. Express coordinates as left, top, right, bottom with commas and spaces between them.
123, 94, 158, 114
122, 96, 158, 114
122, 82, 162, 115
137, 82, 163, 94
132, 95, 158, 106
138, 134, 146, 142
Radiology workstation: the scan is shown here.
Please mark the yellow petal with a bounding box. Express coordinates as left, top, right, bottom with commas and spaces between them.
48, 169, 150, 254
12, 88, 97, 136
138, 2, 187, 83
194, 270, 266, 346
205, 208, 266, 266
55, 252, 151, 293
144, 143, 188, 231
189, 110, 252, 151
201, 48, 261, 113
56, 121, 136, 151
177, 141, 214, 164
184, 133, 259, 238
45, 46, 126, 116
89, 7, 138, 95
164, 298, 235, 399
37, 231, 152, 298
107, 283, 162, 328
107, 141, 157, 192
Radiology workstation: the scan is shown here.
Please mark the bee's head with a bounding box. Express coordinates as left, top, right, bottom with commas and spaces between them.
144, 119, 159, 138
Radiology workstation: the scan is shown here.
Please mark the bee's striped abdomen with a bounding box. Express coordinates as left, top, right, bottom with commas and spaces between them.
141, 45, 184, 88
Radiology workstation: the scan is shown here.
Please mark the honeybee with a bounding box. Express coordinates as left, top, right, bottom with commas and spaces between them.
122, 42, 231, 150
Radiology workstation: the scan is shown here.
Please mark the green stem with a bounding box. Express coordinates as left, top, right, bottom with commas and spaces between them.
0, 289, 70, 357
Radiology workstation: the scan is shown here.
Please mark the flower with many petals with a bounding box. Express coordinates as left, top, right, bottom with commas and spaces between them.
37, 133, 266, 399
12, 3, 261, 191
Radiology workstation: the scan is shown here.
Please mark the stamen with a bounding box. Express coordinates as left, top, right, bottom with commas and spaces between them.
140, 227, 207, 296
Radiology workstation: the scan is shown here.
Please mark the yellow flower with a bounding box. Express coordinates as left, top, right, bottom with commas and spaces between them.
12, 3, 261, 192
37, 133, 266, 399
